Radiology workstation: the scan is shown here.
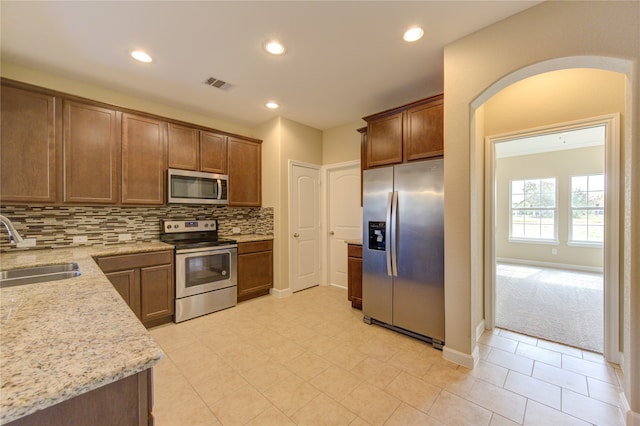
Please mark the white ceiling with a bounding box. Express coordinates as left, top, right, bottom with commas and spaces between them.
1, 1, 540, 131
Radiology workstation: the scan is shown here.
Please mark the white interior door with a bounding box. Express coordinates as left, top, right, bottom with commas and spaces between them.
291, 162, 320, 292
328, 164, 362, 288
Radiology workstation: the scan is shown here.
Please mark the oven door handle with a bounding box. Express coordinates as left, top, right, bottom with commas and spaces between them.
175, 245, 238, 255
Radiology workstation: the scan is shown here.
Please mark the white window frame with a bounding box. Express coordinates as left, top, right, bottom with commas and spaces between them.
569, 173, 605, 246
509, 177, 558, 243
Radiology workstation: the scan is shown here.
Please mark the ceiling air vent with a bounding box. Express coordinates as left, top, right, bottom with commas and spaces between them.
204, 77, 233, 91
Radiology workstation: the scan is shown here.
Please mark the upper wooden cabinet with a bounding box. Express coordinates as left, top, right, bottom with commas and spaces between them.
0, 85, 58, 203
363, 94, 443, 168
227, 137, 261, 207
168, 124, 228, 174
121, 113, 166, 205
0, 79, 261, 207
200, 131, 227, 174
167, 123, 198, 171
63, 100, 120, 204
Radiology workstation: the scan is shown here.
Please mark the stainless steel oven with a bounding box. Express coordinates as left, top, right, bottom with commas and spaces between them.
160, 219, 237, 323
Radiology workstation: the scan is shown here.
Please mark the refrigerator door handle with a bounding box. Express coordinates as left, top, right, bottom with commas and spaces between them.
385, 191, 393, 276
390, 190, 399, 277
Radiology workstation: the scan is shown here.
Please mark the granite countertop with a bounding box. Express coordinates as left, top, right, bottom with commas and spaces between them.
0, 242, 171, 424
345, 239, 363, 245
225, 234, 274, 243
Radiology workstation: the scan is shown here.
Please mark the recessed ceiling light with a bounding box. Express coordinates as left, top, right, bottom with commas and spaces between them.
403, 27, 424, 42
265, 101, 280, 109
131, 50, 152, 63
264, 41, 286, 55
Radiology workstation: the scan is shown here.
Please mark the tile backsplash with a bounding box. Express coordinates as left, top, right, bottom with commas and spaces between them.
0, 205, 273, 251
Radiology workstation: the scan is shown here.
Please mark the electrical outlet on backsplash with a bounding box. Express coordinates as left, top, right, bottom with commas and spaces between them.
0, 205, 273, 251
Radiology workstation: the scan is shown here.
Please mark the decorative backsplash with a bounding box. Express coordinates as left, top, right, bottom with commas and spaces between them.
0, 205, 273, 251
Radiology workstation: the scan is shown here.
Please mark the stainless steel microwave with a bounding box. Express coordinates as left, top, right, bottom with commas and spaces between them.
167, 168, 229, 205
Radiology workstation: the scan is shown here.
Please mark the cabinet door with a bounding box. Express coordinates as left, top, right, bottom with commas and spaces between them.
228, 137, 261, 207
104, 269, 140, 319
404, 97, 444, 161
200, 131, 227, 174
0, 85, 57, 203
366, 112, 403, 168
348, 256, 363, 309
167, 123, 198, 171
237, 249, 273, 302
63, 101, 119, 203
122, 113, 166, 205
140, 263, 174, 326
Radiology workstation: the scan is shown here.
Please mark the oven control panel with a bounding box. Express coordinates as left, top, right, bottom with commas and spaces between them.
161, 219, 218, 233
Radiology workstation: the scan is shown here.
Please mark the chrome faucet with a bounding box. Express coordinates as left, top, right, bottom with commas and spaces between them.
0, 215, 24, 244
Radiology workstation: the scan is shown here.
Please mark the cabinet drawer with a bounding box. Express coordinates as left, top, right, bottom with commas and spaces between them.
347, 244, 362, 258
237, 240, 273, 254
97, 250, 173, 272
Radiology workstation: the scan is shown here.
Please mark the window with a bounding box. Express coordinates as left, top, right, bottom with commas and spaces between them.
510, 178, 556, 241
571, 174, 604, 243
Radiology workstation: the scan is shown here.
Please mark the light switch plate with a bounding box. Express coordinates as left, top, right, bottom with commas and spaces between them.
118, 233, 132, 242
232, 227, 241, 234
73, 236, 88, 244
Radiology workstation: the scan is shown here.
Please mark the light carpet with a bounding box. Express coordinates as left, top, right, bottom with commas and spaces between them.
495, 262, 603, 353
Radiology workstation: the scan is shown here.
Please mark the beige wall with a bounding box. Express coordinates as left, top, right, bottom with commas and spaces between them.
253, 117, 323, 292
443, 0, 639, 417
484, 69, 626, 136
0, 61, 254, 137
322, 120, 364, 165
254, 117, 283, 290
496, 147, 604, 268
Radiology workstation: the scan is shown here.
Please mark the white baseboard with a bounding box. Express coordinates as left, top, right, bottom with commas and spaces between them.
476, 319, 486, 342
497, 257, 603, 273
329, 283, 347, 290
620, 392, 640, 426
269, 287, 292, 298
443, 345, 480, 369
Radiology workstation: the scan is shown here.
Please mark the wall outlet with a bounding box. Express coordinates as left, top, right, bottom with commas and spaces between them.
551, 248, 558, 255
73, 236, 88, 244
16, 238, 37, 248
232, 227, 241, 234
118, 233, 132, 242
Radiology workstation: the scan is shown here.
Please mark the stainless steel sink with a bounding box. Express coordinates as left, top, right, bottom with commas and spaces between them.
0, 263, 81, 288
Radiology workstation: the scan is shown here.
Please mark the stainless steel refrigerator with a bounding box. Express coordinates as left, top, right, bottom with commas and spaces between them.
362, 159, 444, 349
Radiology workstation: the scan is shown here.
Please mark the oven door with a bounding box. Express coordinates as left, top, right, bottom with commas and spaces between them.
175, 246, 237, 298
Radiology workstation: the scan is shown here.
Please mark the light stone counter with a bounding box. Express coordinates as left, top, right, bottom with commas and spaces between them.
223, 234, 274, 243
0, 242, 171, 424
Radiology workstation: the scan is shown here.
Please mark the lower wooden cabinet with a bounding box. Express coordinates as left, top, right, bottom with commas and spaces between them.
6, 369, 153, 426
97, 250, 174, 328
237, 240, 273, 302
347, 243, 363, 309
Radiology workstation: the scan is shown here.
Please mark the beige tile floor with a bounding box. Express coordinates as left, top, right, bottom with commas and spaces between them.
149, 286, 626, 426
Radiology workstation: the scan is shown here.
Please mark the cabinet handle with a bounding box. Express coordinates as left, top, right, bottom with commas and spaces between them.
293, 233, 299, 238
329, 231, 335, 235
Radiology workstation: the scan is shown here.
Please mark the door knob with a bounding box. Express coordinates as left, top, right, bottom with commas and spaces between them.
329, 231, 335, 235
293, 233, 299, 238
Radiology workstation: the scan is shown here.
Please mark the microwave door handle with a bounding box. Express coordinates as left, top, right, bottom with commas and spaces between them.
217, 179, 222, 200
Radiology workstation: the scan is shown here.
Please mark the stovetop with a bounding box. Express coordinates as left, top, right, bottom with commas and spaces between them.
159, 219, 236, 250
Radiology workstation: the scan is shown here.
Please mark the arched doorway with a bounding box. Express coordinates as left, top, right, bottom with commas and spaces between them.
470, 57, 631, 364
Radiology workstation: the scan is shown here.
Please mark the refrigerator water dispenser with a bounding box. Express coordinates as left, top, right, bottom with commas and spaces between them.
368, 221, 386, 251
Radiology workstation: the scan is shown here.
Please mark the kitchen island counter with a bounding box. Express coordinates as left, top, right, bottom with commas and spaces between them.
0, 242, 170, 424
